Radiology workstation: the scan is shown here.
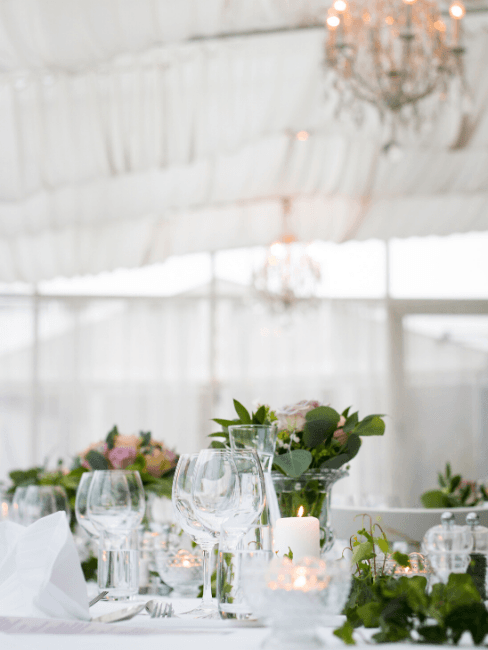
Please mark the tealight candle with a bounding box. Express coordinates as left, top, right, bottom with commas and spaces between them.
273, 506, 321, 560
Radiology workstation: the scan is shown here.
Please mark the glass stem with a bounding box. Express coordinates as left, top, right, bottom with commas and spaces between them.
200, 545, 214, 606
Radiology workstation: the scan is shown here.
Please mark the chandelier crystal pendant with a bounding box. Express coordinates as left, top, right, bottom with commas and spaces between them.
325, 0, 468, 147
252, 198, 322, 312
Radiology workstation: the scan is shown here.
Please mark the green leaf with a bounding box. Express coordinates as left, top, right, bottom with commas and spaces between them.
303, 419, 331, 448
252, 405, 267, 424
417, 625, 447, 644
320, 454, 350, 470
438, 472, 447, 488
233, 399, 251, 424
208, 432, 230, 439
139, 431, 151, 447
351, 540, 375, 564
392, 551, 410, 568
420, 489, 451, 508
377, 538, 389, 554
354, 415, 385, 436
346, 434, 361, 459
444, 603, 488, 645
85, 450, 110, 470
342, 406, 351, 419
212, 418, 238, 428
105, 425, 119, 450
449, 475, 462, 493
210, 440, 227, 449
343, 412, 359, 433
305, 406, 340, 426
272, 450, 312, 478
356, 601, 382, 628
333, 621, 356, 645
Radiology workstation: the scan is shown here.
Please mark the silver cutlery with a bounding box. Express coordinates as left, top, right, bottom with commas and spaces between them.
150, 602, 165, 618
91, 602, 146, 624
88, 590, 109, 607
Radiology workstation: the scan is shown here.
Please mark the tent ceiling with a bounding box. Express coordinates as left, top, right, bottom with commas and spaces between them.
1, 2, 488, 282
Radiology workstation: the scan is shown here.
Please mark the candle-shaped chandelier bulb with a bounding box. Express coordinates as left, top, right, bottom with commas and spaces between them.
326, 15, 340, 29
333, 0, 348, 12
449, 1, 466, 19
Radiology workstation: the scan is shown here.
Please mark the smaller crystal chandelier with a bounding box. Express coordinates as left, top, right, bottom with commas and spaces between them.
325, 0, 468, 145
252, 198, 321, 312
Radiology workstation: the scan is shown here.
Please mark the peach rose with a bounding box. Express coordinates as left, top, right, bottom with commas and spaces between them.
276, 400, 322, 432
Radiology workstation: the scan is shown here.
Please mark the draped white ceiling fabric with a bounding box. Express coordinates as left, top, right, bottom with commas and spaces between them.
1, 1, 488, 281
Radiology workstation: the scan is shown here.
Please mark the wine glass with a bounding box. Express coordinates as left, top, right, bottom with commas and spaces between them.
22, 485, 70, 525
75, 472, 98, 537
172, 454, 219, 617
87, 470, 145, 600
11, 486, 28, 524
221, 450, 266, 546
86, 470, 145, 534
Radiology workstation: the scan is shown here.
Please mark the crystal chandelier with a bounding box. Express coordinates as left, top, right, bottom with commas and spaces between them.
252, 198, 322, 312
325, 0, 468, 145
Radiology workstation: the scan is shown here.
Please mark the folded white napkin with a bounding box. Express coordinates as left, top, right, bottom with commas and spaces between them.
0, 511, 90, 620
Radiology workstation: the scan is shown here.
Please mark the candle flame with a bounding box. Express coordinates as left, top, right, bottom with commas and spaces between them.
297, 506, 304, 517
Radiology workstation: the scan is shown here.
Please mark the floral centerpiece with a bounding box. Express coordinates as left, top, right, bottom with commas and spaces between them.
211, 399, 385, 551
7, 426, 178, 580
420, 463, 488, 508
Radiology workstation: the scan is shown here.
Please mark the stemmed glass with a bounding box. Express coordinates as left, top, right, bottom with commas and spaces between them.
172, 454, 221, 617
220, 450, 266, 547
22, 485, 70, 525
75, 472, 98, 537
87, 470, 145, 600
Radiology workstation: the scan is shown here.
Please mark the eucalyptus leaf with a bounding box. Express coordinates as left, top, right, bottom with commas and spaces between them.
302, 418, 334, 448
320, 454, 350, 470
105, 425, 118, 450
305, 406, 340, 427
355, 415, 385, 436
272, 450, 312, 478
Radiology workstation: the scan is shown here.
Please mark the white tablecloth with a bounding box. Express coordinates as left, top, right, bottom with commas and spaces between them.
0, 597, 479, 650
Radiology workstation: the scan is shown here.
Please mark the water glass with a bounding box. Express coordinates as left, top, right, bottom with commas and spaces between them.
86, 470, 145, 533
11, 486, 28, 523
97, 529, 139, 599
228, 425, 277, 472
218, 548, 273, 620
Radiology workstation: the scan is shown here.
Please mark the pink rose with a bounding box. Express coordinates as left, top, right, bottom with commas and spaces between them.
107, 446, 137, 469
276, 400, 322, 432
333, 429, 348, 445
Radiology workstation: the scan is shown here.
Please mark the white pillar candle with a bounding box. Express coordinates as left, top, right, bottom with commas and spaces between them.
273, 511, 321, 560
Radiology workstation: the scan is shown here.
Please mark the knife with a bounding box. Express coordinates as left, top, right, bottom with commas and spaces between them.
91, 602, 146, 624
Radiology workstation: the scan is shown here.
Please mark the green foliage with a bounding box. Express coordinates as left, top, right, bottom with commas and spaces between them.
420, 463, 488, 508
81, 555, 98, 582
105, 425, 119, 450
208, 399, 277, 448
284, 547, 294, 560
209, 399, 385, 480
337, 521, 488, 646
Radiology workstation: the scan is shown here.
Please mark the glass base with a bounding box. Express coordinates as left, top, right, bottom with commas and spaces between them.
179, 601, 220, 619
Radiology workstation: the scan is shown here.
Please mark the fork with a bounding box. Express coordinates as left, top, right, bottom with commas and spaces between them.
150, 602, 169, 618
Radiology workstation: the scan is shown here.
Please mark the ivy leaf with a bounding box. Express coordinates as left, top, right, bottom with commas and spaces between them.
85, 450, 109, 470
333, 621, 356, 645
351, 540, 375, 564
105, 425, 119, 450
355, 415, 385, 436
392, 551, 410, 568
377, 538, 389, 554
233, 399, 251, 424
357, 601, 382, 628
420, 489, 451, 508
272, 450, 312, 478
444, 603, 488, 645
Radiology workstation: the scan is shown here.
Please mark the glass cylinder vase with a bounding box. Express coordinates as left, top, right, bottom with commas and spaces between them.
271, 468, 348, 553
